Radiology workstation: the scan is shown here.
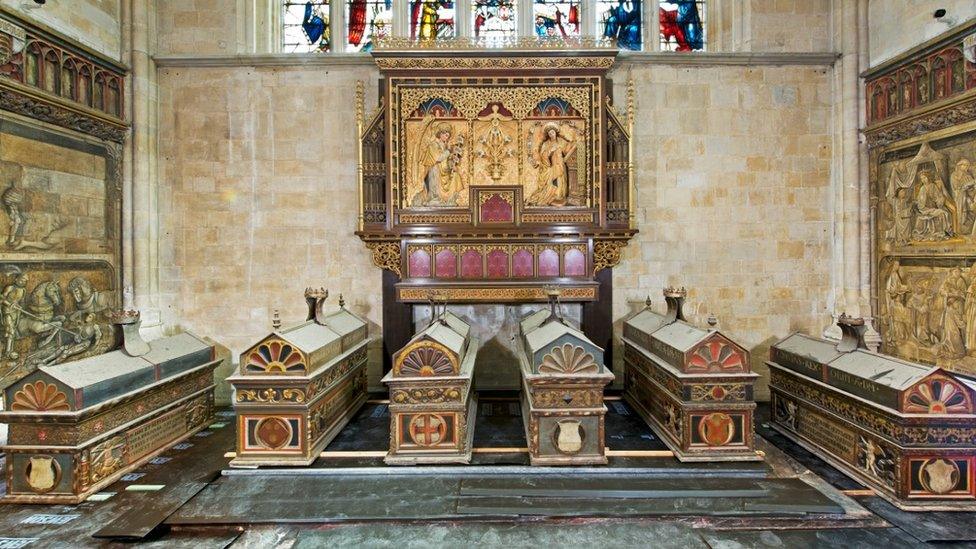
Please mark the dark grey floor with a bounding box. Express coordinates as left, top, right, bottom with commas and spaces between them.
0, 399, 970, 548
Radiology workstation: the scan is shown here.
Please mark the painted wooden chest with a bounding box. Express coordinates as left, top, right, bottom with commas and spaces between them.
383, 310, 477, 464
0, 311, 219, 503
518, 307, 614, 465
769, 315, 976, 511
228, 291, 369, 467
623, 288, 759, 462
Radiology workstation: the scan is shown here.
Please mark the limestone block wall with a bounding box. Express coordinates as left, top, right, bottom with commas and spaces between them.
0, 0, 122, 60
747, 0, 832, 53
155, 0, 241, 55
611, 64, 833, 398
156, 61, 832, 397
868, 0, 976, 66
156, 64, 385, 385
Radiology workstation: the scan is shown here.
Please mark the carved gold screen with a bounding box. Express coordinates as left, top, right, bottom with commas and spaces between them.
390, 78, 602, 212
875, 123, 976, 376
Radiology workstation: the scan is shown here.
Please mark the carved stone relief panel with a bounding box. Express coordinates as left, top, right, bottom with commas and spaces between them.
0, 116, 120, 387
877, 130, 976, 255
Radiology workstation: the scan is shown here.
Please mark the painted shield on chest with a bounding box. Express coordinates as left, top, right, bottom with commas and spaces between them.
554, 420, 584, 454
25, 456, 60, 493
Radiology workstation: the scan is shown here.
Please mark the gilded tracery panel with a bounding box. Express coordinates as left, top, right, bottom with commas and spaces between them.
392, 82, 598, 211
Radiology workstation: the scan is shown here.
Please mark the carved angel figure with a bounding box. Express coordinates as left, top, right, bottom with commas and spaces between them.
411, 116, 466, 207
527, 122, 578, 207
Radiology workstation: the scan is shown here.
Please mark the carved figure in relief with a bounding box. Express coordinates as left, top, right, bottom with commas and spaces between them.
884, 261, 911, 345
939, 268, 968, 359
527, 122, 579, 206
0, 268, 27, 359
891, 187, 914, 245
475, 105, 515, 182
67, 277, 111, 322
965, 264, 976, 353
951, 158, 976, 234
412, 117, 466, 207
1, 170, 26, 246
912, 171, 955, 241
909, 278, 934, 344
0, 164, 67, 251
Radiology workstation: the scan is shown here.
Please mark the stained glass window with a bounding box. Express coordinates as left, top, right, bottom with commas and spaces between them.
532, 1, 581, 38
411, 1, 456, 40
283, 1, 331, 52
659, 1, 705, 51
472, 1, 517, 40
346, 0, 393, 52
598, 1, 642, 51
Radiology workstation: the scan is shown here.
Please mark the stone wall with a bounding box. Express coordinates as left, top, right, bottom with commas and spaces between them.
156, 60, 833, 397
156, 63, 386, 386
612, 63, 832, 398
156, 0, 241, 56
747, 0, 832, 53
868, 0, 976, 66
0, 0, 122, 60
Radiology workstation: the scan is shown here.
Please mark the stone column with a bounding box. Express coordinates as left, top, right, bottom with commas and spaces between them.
125, 0, 162, 338
826, 0, 877, 347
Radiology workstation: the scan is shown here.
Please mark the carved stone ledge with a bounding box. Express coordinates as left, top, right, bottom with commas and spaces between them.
864, 94, 976, 149
0, 85, 128, 143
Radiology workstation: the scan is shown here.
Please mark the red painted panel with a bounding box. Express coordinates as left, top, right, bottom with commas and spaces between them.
461, 250, 483, 278
434, 249, 457, 278
480, 193, 514, 223
408, 249, 431, 278
538, 248, 559, 277
513, 249, 534, 278
487, 249, 509, 278
564, 248, 586, 276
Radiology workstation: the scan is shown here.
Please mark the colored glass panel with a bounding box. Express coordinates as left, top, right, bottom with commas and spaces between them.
283, 1, 331, 52
532, 1, 581, 38
599, 0, 642, 51
472, 0, 517, 40
411, 1, 457, 40
346, 0, 393, 52
659, 1, 705, 52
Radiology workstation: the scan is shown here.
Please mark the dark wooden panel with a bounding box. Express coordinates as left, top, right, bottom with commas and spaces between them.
582, 267, 613, 369
382, 269, 412, 374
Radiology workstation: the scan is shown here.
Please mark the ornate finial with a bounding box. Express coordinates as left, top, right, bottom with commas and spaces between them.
626, 73, 635, 132
544, 285, 563, 324
338, 294, 345, 308
663, 286, 687, 324
356, 80, 365, 128
707, 314, 718, 328
644, 295, 653, 308
107, 308, 140, 326
304, 287, 328, 324
663, 286, 687, 298
836, 313, 868, 353
272, 309, 281, 330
